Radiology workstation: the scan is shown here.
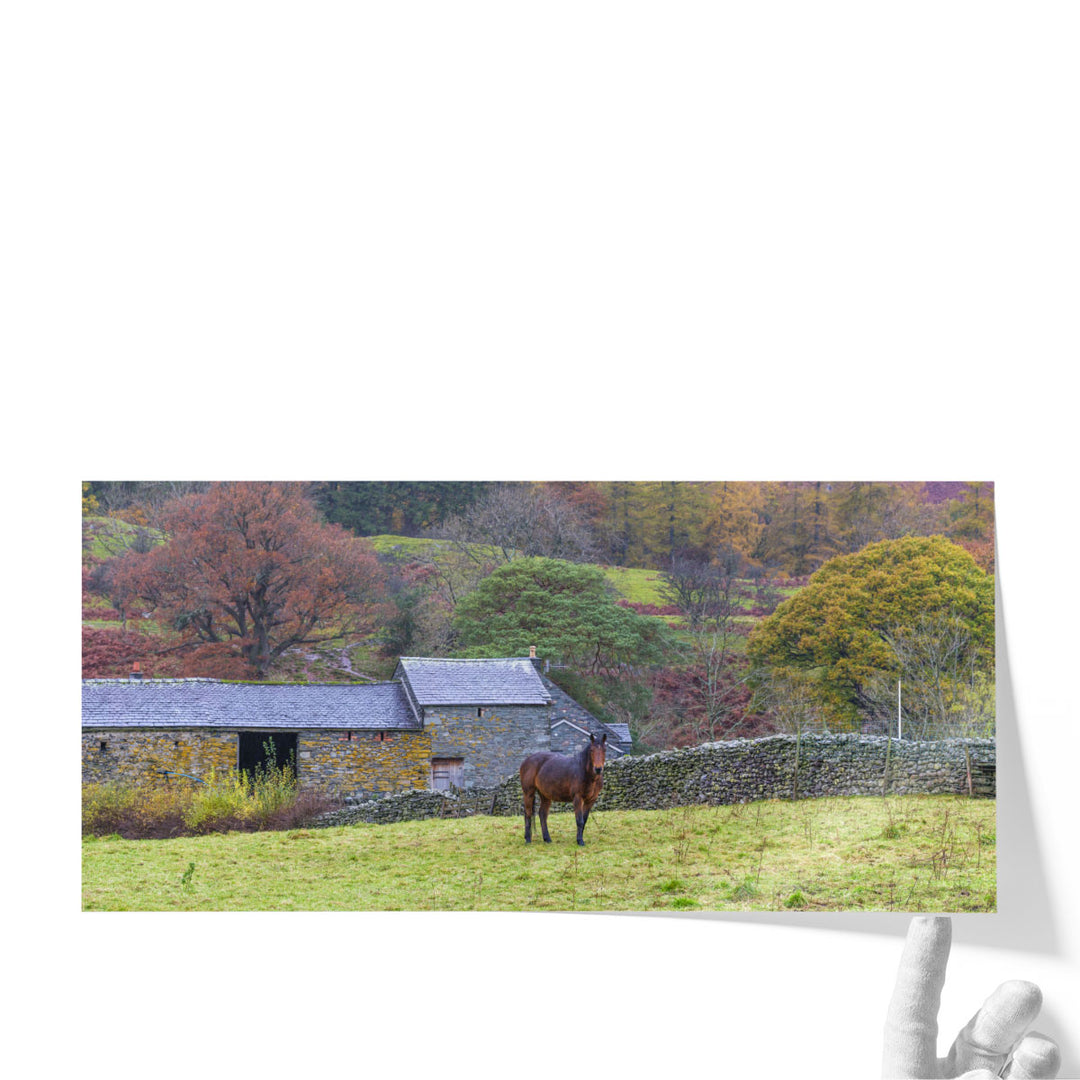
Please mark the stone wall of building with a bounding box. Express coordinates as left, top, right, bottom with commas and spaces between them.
298, 730, 432, 797
83, 727, 433, 798
82, 729, 238, 785
314, 734, 995, 827
550, 722, 594, 755
423, 704, 552, 788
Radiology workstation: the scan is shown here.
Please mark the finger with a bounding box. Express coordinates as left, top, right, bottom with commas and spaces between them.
883, 916, 952, 1078
945, 981, 1044, 1076
1002, 1031, 1061, 1079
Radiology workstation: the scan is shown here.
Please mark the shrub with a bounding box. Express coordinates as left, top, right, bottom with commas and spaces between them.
182, 768, 252, 834
83, 768, 341, 839
82, 780, 190, 839
263, 789, 340, 830
83, 606, 120, 621
616, 600, 682, 617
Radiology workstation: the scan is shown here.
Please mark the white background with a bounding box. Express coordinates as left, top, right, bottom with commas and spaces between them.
5, 3, 1078, 1077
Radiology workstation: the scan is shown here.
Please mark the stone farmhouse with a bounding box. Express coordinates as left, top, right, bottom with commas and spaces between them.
82, 651, 630, 798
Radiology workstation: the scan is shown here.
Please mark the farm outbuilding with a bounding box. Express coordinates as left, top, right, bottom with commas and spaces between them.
81, 652, 629, 798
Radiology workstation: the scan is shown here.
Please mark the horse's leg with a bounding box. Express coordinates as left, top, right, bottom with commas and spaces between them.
574, 793, 586, 846
581, 794, 599, 842
523, 783, 534, 843
539, 795, 552, 843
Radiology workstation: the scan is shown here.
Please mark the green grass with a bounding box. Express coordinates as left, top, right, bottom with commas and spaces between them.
599, 564, 671, 606
367, 534, 509, 566
367, 534, 456, 559
82, 515, 164, 561
82, 794, 995, 912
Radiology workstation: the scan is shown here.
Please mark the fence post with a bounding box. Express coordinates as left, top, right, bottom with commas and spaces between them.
792, 727, 801, 800
883, 733, 892, 796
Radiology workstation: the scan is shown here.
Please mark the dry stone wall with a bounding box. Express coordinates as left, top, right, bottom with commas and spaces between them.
314, 734, 995, 828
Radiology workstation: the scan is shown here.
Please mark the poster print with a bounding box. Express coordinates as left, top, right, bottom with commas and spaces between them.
82, 480, 995, 913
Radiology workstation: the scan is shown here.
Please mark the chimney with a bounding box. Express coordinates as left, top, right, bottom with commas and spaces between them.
528, 645, 543, 674
529, 645, 536, 659
130, 661, 143, 682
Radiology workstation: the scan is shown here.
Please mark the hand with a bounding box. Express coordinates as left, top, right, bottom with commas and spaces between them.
883, 916, 1060, 1078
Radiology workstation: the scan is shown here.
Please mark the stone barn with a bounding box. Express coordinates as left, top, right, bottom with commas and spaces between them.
82, 653, 629, 798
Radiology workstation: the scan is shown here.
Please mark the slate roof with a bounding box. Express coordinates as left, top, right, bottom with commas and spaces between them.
81, 680, 419, 730
395, 657, 551, 706
542, 675, 631, 753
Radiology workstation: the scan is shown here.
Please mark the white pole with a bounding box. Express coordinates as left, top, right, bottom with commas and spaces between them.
898, 678, 902, 740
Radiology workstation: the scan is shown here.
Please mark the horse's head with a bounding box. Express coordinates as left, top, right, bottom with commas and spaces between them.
587, 733, 607, 778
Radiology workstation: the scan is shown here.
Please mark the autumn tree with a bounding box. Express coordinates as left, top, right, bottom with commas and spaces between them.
946, 481, 995, 542
435, 483, 599, 564
112, 482, 388, 678
86, 481, 213, 521
82, 482, 100, 516
660, 545, 754, 740
452, 557, 668, 673
826, 481, 940, 555
703, 482, 765, 568
860, 614, 995, 738
593, 481, 714, 568
747, 535, 994, 729
377, 558, 459, 658
754, 482, 839, 576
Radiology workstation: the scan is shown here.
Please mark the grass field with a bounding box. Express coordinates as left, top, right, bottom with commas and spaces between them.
82, 794, 995, 913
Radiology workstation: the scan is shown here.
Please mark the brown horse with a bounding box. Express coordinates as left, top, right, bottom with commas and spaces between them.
520, 733, 607, 846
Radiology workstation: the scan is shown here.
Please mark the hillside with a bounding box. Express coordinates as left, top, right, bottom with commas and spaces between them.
83, 535, 794, 676
82, 480, 994, 750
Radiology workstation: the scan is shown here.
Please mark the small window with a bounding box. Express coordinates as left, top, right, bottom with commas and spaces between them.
99, 741, 108, 753
431, 758, 464, 791
477, 707, 484, 718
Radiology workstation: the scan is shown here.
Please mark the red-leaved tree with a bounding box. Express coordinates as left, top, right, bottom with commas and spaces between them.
112, 482, 388, 678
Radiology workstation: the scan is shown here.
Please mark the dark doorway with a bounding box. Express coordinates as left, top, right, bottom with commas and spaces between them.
238, 732, 298, 778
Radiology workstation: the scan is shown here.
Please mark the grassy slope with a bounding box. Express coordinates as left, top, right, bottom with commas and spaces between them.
367, 534, 801, 616
82, 794, 994, 913
82, 515, 164, 561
